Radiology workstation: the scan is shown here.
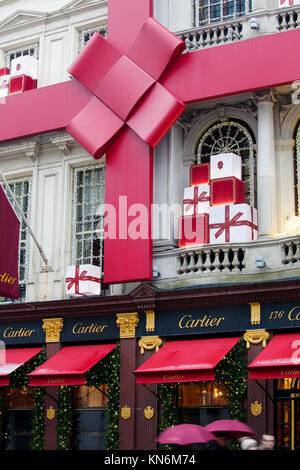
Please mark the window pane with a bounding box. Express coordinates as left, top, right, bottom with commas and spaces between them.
178, 382, 229, 407
73, 385, 108, 409
72, 164, 105, 273
196, 0, 251, 25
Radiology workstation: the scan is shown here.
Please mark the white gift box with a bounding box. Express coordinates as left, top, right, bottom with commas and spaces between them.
0, 75, 10, 97
210, 153, 242, 180
10, 55, 38, 79
65, 264, 101, 296
209, 203, 257, 244
183, 185, 210, 215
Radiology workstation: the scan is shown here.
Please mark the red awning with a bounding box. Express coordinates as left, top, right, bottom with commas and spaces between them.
29, 344, 116, 386
248, 333, 300, 380
134, 337, 240, 384
0, 347, 43, 386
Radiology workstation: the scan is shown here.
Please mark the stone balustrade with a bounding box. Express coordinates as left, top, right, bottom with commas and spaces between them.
153, 235, 300, 288
175, 6, 300, 53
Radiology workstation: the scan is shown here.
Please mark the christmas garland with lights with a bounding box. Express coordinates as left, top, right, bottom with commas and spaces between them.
0, 348, 46, 450
215, 338, 247, 449
57, 343, 120, 450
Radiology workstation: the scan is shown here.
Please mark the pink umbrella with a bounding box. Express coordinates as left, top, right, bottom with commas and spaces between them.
205, 420, 255, 439
157, 424, 215, 446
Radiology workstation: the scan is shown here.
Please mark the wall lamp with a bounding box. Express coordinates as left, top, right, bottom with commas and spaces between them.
255, 256, 266, 269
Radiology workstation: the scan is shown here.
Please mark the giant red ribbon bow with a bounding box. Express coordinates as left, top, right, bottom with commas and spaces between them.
209, 206, 257, 243
66, 265, 101, 296
66, 18, 186, 160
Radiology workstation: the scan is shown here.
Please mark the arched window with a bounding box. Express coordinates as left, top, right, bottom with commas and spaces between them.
195, 120, 256, 206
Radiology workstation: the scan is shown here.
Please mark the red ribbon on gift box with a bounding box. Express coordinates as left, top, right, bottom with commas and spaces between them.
209, 205, 257, 242
183, 187, 209, 215
66, 265, 101, 296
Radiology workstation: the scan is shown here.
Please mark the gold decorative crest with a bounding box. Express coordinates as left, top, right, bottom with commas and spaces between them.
244, 329, 269, 349
121, 405, 131, 420
46, 406, 56, 420
43, 318, 63, 343
116, 313, 139, 338
144, 406, 154, 420
139, 336, 162, 354
251, 401, 262, 417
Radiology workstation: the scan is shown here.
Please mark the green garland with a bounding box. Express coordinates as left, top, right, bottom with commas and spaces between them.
157, 383, 179, 450
57, 343, 120, 450
215, 338, 247, 422
2, 347, 47, 450
57, 386, 73, 450
214, 338, 248, 450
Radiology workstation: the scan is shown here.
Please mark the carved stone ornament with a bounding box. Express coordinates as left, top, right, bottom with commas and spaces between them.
251, 401, 263, 417
121, 405, 131, 420
138, 336, 163, 354
144, 406, 155, 420
43, 318, 63, 343
116, 313, 139, 338
244, 329, 270, 349
46, 406, 56, 420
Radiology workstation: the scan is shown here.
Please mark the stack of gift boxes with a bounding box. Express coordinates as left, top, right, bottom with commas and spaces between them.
0, 55, 38, 98
179, 152, 258, 247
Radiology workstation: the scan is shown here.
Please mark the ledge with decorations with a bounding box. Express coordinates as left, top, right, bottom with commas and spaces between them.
179, 152, 258, 248
0, 55, 38, 97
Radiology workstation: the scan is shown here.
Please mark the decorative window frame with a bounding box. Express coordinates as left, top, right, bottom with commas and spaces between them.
5, 43, 39, 68
194, 0, 252, 26
71, 162, 106, 280
1, 175, 32, 301
78, 25, 108, 52
196, 119, 256, 206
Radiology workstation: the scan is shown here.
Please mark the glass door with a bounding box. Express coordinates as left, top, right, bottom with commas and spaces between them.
72, 385, 108, 450
275, 379, 300, 450
4, 387, 35, 450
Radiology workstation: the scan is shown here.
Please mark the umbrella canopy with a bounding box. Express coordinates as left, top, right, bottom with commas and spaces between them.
157, 424, 214, 446
205, 420, 255, 439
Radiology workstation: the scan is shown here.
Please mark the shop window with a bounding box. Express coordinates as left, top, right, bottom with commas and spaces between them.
275, 378, 300, 450
195, 0, 252, 26
0, 177, 32, 302
4, 387, 35, 450
195, 120, 256, 207
72, 385, 108, 450
72, 164, 108, 294
178, 382, 230, 426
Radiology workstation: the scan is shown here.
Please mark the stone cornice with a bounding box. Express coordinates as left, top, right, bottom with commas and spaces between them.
0, 278, 300, 322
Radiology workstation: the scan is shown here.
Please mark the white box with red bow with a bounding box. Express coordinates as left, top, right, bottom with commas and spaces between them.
65, 264, 101, 296
183, 184, 210, 216
210, 152, 242, 180
209, 203, 258, 244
